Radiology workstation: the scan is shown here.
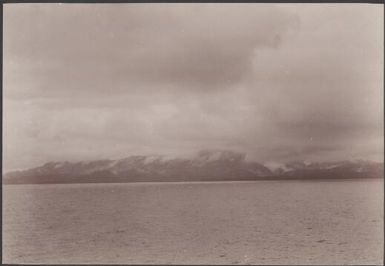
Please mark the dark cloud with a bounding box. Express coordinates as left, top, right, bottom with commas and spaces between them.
4, 4, 299, 99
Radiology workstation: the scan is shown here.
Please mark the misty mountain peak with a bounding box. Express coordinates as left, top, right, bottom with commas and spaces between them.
194, 149, 246, 163
3, 150, 383, 184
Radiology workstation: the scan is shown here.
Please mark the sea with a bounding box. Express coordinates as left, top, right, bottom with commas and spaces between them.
3, 179, 383, 264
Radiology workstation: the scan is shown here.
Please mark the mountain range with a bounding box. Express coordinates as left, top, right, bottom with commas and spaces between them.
3, 150, 383, 184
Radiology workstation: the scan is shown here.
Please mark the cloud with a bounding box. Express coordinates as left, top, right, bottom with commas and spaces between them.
4, 3, 299, 99
3, 4, 383, 171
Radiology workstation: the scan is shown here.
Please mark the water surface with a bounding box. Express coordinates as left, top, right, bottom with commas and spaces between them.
3, 179, 383, 264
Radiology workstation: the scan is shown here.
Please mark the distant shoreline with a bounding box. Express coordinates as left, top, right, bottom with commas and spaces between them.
3, 176, 382, 186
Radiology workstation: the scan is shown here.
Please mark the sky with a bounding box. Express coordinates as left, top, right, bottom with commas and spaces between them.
3, 3, 384, 171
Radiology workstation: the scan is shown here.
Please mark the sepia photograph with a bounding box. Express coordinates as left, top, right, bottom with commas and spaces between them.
2, 3, 384, 265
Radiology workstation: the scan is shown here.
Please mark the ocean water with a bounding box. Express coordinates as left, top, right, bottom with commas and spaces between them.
3, 179, 383, 264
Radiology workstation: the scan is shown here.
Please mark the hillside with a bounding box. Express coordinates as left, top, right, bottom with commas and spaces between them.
3, 150, 383, 184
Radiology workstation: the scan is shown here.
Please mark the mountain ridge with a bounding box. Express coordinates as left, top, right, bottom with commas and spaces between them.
3, 150, 383, 184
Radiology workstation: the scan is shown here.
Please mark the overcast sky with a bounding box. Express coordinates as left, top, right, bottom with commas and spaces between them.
3, 3, 384, 171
